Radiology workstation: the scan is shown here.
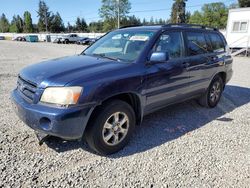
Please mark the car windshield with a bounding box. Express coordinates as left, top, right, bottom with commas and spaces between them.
83, 30, 156, 62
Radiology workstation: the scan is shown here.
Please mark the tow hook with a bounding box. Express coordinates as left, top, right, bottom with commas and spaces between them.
35, 132, 50, 145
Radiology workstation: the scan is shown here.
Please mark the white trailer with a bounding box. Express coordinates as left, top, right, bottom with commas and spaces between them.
226, 7, 250, 56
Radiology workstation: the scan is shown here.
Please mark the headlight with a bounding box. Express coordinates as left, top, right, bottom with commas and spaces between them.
40, 87, 83, 105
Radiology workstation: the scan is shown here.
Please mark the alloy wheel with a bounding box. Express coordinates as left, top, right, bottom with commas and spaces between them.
102, 112, 129, 146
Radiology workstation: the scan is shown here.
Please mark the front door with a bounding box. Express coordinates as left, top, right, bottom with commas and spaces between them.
144, 31, 191, 114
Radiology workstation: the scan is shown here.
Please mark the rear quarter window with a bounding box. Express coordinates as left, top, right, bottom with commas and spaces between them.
208, 33, 225, 53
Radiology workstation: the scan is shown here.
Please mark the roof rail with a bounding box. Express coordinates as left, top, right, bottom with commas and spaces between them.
119, 25, 143, 29
162, 23, 218, 31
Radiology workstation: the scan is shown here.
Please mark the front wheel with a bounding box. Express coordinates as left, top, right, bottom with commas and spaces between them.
85, 100, 135, 155
198, 75, 224, 108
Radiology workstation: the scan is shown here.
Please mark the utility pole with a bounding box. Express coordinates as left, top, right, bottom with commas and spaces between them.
117, 0, 120, 28
44, 12, 48, 33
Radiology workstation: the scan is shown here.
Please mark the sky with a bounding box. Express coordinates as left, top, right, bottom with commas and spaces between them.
0, 0, 237, 24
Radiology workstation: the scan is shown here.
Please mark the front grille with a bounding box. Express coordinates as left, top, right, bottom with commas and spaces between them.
17, 76, 37, 101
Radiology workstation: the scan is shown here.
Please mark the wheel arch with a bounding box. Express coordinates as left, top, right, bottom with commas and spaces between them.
84, 92, 143, 137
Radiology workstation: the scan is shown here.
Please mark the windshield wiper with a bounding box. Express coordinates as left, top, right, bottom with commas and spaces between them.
92, 53, 122, 62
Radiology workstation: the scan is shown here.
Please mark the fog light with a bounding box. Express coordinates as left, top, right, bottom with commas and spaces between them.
39, 117, 52, 131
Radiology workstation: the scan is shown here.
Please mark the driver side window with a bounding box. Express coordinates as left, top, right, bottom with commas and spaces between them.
153, 32, 183, 59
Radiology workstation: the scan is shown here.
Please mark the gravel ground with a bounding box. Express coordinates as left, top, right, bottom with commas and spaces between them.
0, 40, 249, 187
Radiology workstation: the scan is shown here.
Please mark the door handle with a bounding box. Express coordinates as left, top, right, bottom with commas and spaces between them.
211, 56, 219, 61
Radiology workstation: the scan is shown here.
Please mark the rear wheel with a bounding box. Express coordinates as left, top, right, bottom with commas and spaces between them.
198, 75, 224, 108
85, 100, 135, 155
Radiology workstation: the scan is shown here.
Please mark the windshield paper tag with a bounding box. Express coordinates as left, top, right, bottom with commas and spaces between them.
129, 35, 149, 41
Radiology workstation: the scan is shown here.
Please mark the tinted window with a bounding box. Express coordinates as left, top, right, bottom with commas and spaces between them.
208, 33, 225, 53
153, 32, 183, 59
186, 32, 208, 55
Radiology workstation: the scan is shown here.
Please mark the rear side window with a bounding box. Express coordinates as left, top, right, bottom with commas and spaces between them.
186, 32, 208, 56
208, 33, 225, 53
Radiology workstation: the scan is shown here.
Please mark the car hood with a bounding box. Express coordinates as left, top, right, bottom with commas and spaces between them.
20, 55, 129, 88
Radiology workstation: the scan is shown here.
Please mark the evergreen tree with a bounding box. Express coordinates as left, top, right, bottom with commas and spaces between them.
149, 17, 154, 25
67, 22, 73, 32
89, 21, 104, 32
9, 15, 24, 33
16, 15, 24, 33
121, 15, 141, 27
0, 13, 10, 32
37, 0, 51, 32
75, 17, 88, 32
171, 0, 187, 23
158, 18, 165, 25
23, 11, 33, 33
142, 18, 147, 25
9, 15, 19, 33
50, 12, 64, 33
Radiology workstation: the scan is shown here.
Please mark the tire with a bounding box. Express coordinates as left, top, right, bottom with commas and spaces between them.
85, 100, 136, 155
198, 75, 224, 108
65, 40, 69, 44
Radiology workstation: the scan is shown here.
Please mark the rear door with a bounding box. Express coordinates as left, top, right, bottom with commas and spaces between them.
203, 32, 227, 82
183, 31, 211, 94
144, 30, 191, 113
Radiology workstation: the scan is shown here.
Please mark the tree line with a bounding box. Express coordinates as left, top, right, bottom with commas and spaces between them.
0, 0, 249, 33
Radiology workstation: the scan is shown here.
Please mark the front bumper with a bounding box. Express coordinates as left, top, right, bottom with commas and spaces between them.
11, 89, 95, 140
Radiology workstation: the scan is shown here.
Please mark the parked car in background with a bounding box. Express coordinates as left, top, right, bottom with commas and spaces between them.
25, 35, 39, 42
12, 24, 233, 155
0, 36, 5, 40
61, 34, 81, 44
53, 38, 62, 44
84, 38, 99, 45
76, 37, 89, 45
12, 36, 26, 41
77, 37, 100, 45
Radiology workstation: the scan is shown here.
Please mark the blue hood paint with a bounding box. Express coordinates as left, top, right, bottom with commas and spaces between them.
20, 55, 128, 88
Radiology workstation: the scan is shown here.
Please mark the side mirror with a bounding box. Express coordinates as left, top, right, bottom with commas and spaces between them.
149, 52, 169, 63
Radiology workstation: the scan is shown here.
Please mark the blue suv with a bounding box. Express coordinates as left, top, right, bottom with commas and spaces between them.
11, 24, 233, 154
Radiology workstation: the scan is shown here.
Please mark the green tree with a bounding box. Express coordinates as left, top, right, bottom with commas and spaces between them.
23, 11, 33, 33
0, 13, 10, 32
75, 17, 88, 32
238, 0, 250, 7
171, 0, 187, 23
67, 22, 74, 32
16, 15, 23, 32
9, 15, 18, 33
89, 21, 104, 32
103, 19, 116, 31
188, 11, 203, 25
50, 12, 64, 33
99, 0, 131, 30
142, 18, 147, 25
149, 17, 154, 24
185, 11, 191, 23
121, 15, 141, 27
37, 0, 51, 32
189, 2, 228, 29
158, 18, 166, 25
